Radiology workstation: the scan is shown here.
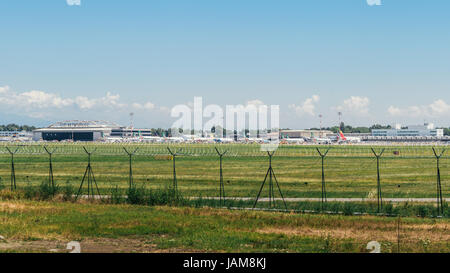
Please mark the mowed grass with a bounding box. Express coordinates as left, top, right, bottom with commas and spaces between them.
0, 200, 448, 253
0, 148, 448, 198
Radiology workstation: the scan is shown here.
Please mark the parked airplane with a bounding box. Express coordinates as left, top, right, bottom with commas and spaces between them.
337, 130, 361, 143
214, 137, 234, 143
142, 136, 164, 143
312, 137, 333, 144
281, 138, 305, 144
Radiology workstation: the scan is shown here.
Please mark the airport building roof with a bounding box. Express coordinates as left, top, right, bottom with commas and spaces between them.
46, 120, 121, 129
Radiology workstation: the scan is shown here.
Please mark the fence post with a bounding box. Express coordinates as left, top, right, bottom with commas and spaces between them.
215, 147, 228, 206
316, 147, 331, 211
432, 147, 445, 216
5, 146, 19, 191
167, 147, 182, 194
253, 151, 287, 210
123, 147, 139, 191
43, 146, 57, 195
76, 147, 100, 200
371, 148, 385, 213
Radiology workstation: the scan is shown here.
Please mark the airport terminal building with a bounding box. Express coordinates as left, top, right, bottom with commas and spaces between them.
32, 120, 157, 142
372, 124, 444, 137
32, 120, 122, 142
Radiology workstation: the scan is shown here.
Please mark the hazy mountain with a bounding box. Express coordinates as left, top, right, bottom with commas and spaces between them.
0, 113, 52, 128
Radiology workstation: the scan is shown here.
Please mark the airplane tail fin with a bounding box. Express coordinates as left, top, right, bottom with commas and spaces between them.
338, 130, 347, 141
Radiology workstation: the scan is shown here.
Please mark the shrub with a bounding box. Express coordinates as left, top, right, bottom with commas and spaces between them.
38, 181, 59, 201
416, 205, 429, 218
126, 185, 148, 205
383, 203, 394, 215
342, 203, 355, 216
23, 182, 37, 199
148, 188, 185, 206
62, 181, 75, 202
109, 185, 124, 204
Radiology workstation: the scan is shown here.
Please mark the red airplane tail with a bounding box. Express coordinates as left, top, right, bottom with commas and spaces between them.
338, 130, 347, 141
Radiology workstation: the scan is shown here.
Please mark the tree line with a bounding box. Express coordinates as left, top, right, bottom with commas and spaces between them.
0, 124, 37, 132
309, 123, 392, 134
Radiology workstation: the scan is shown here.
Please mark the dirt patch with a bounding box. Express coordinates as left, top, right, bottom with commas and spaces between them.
0, 202, 28, 212
0, 237, 199, 253
0, 201, 63, 214
256, 221, 450, 243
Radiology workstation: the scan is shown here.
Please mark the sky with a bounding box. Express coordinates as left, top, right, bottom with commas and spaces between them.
0, 0, 449, 129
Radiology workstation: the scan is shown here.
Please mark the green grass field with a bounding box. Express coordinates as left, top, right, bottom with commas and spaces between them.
0, 200, 448, 253
0, 144, 448, 253
0, 144, 448, 199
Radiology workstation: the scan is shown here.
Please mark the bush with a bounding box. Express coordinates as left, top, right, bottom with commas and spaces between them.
125, 184, 186, 206
23, 182, 37, 199
38, 181, 59, 200
126, 185, 148, 205
416, 205, 429, 218
147, 187, 185, 206
383, 203, 394, 215
342, 203, 355, 216
62, 181, 75, 202
109, 185, 124, 204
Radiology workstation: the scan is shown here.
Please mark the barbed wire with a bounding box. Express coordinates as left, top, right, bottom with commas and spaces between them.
0, 143, 447, 158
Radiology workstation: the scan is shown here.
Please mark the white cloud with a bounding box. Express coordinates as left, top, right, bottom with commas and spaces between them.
0, 85, 158, 118
21, 90, 74, 108
388, 99, 450, 117
387, 106, 402, 116
0, 86, 10, 94
66, 0, 81, 6
367, 0, 381, 6
289, 95, 320, 116
0, 88, 73, 109
132, 102, 155, 110
72, 92, 126, 110
158, 106, 171, 113
335, 96, 370, 115
429, 99, 450, 115
74, 96, 96, 109
246, 99, 265, 107
98, 92, 126, 109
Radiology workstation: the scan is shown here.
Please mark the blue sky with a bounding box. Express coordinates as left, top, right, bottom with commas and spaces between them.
0, 0, 449, 128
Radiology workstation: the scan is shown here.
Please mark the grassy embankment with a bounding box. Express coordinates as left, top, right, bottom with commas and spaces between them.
0, 199, 448, 253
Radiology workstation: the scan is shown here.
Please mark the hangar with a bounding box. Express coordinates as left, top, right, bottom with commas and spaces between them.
33, 120, 121, 142
280, 129, 332, 139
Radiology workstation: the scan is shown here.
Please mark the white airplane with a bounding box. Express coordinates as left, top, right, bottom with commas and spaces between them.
300, 135, 332, 144
142, 136, 164, 143
337, 130, 361, 143
194, 137, 216, 143
180, 135, 216, 143
165, 136, 185, 143
313, 137, 333, 144
214, 137, 234, 143
282, 138, 305, 144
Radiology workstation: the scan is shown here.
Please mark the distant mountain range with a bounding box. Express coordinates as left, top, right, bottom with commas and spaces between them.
0, 113, 52, 128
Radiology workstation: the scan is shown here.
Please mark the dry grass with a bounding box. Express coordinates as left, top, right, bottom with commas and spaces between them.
0, 200, 449, 253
